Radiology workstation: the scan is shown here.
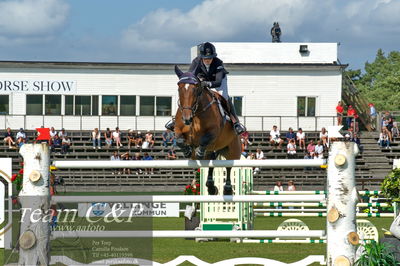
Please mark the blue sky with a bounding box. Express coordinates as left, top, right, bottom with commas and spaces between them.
0, 0, 399, 70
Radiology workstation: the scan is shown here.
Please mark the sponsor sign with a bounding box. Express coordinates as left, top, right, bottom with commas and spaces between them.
0, 79, 77, 94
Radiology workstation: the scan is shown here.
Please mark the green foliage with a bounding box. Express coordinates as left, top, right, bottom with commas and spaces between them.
381, 168, 400, 202
345, 49, 400, 111
355, 241, 399, 266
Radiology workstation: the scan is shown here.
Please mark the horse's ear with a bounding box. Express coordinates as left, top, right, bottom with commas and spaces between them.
174, 65, 183, 78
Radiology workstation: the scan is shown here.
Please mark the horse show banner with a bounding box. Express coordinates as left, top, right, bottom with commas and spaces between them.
78, 202, 180, 217
0, 79, 77, 94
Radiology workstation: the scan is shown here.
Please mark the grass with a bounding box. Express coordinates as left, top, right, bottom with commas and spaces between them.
0, 192, 396, 265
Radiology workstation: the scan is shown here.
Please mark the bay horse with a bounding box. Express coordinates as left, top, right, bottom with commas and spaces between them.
173, 65, 241, 195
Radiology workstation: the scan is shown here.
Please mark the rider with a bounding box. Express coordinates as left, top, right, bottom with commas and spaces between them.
165, 42, 246, 135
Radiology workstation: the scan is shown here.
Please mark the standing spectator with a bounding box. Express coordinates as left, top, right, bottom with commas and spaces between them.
51, 134, 62, 153
162, 129, 176, 148
16, 128, 26, 147
314, 140, 324, 159
270, 22, 281, 42
336, 101, 344, 126
142, 152, 154, 175
134, 131, 143, 148
269, 125, 284, 149
319, 127, 328, 149
368, 103, 377, 128
287, 139, 297, 159
306, 140, 316, 158
167, 148, 177, 160
104, 128, 113, 149
296, 128, 306, 150
143, 130, 154, 149
384, 111, 394, 142
58, 128, 67, 139
110, 151, 120, 175
346, 105, 357, 129
127, 129, 136, 149
4, 127, 15, 148
91, 128, 101, 149
285, 127, 296, 143
112, 127, 122, 148
61, 136, 71, 154
379, 128, 391, 149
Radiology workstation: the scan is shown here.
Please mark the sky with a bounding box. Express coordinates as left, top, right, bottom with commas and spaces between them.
0, 0, 399, 70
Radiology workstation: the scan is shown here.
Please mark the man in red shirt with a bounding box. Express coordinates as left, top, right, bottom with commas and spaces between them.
346, 105, 357, 129
336, 101, 344, 126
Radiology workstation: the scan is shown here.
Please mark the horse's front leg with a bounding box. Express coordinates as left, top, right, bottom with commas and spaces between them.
205, 152, 218, 195
195, 132, 215, 159
175, 134, 193, 158
224, 167, 233, 195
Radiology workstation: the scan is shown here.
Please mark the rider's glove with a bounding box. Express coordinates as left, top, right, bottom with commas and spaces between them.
200, 81, 211, 88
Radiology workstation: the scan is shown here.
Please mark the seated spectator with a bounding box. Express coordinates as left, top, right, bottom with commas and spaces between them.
121, 152, 131, 175
288, 180, 296, 191
127, 129, 136, 149
296, 128, 305, 150
285, 127, 296, 143
274, 181, 283, 191
110, 151, 120, 175
61, 136, 71, 154
143, 130, 155, 149
351, 133, 363, 153
135, 131, 144, 148
142, 152, 154, 175
4, 127, 15, 148
51, 134, 62, 153
255, 148, 264, 160
306, 140, 316, 158
314, 140, 324, 159
304, 151, 312, 160
319, 127, 328, 149
104, 128, 113, 149
379, 128, 391, 149
287, 139, 296, 159
16, 128, 26, 147
167, 148, 177, 160
113, 127, 122, 148
269, 125, 284, 149
132, 152, 143, 174
162, 129, 176, 148
49, 127, 57, 143
58, 128, 67, 139
92, 128, 101, 149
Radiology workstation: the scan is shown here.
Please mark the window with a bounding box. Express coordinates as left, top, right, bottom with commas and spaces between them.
45, 95, 61, 115
156, 97, 171, 116
0, 95, 9, 115
120, 96, 136, 116
232, 96, 243, 116
297, 96, 316, 117
102, 95, 118, 116
65, 96, 73, 115
92, 96, 99, 116
75, 96, 91, 115
26, 95, 43, 115
140, 96, 154, 116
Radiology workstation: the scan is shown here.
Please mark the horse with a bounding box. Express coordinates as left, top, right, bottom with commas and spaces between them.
173, 65, 242, 195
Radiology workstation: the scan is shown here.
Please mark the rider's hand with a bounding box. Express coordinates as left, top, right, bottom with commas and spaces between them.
200, 81, 211, 88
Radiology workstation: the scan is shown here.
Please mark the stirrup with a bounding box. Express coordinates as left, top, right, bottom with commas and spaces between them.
233, 123, 246, 135
165, 120, 175, 131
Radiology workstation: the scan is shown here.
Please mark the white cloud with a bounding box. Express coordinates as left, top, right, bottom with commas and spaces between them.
0, 0, 69, 37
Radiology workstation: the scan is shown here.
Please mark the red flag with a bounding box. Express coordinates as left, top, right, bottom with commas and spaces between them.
36, 128, 51, 141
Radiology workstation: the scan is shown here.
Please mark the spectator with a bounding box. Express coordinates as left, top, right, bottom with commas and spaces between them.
61, 136, 71, 154
167, 148, 177, 160
319, 127, 328, 149
51, 134, 62, 153
306, 140, 316, 158
287, 139, 297, 159
368, 103, 377, 128
135, 131, 144, 148
288, 180, 296, 191
351, 133, 363, 153
16, 128, 26, 147
162, 129, 176, 148
127, 129, 136, 149
384, 111, 394, 142
274, 181, 283, 191
121, 152, 131, 175
113, 127, 122, 148
314, 140, 324, 159
110, 151, 120, 175
143, 130, 155, 149
379, 128, 391, 149
132, 152, 143, 174
240, 131, 251, 151
49, 127, 57, 144
304, 151, 312, 160
392, 121, 399, 139
4, 127, 15, 148
269, 125, 284, 149
255, 148, 264, 160
285, 127, 296, 143
296, 128, 306, 150
104, 128, 113, 149
58, 128, 67, 139
91, 128, 101, 149
336, 101, 344, 126
346, 105, 357, 129
143, 152, 154, 175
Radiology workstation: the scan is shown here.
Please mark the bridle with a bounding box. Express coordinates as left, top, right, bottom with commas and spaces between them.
178, 82, 216, 118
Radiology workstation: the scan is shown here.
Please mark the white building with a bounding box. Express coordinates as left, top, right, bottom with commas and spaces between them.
0, 42, 344, 131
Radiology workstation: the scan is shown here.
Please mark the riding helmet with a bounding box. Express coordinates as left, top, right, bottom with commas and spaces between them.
199, 42, 217, 59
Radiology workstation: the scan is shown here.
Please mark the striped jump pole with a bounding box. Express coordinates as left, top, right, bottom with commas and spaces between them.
255, 212, 395, 218
253, 202, 389, 208
252, 190, 382, 196
240, 239, 327, 244
254, 208, 326, 212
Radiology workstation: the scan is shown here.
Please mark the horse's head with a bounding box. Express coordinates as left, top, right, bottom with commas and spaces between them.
175, 65, 202, 125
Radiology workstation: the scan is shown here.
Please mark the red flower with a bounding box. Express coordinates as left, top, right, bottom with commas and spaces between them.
196, 184, 200, 187
12, 198, 18, 205
11, 174, 17, 182
197, 168, 200, 173
20, 162, 24, 166
185, 185, 190, 189
18, 169, 24, 174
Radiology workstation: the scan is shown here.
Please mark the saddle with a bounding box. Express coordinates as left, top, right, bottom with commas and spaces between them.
208, 90, 231, 122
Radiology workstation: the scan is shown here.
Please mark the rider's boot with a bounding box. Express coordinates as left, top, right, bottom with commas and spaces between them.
165, 119, 175, 131
227, 98, 246, 135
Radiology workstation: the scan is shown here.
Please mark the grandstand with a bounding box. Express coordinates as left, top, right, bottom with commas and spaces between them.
2, 128, 397, 192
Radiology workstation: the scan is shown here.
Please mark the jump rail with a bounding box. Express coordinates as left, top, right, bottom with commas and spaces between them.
52, 159, 326, 169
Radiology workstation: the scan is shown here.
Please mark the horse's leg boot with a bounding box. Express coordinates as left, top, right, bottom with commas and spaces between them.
206, 178, 218, 195
223, 180, 233, 195
195, 146, 206, 159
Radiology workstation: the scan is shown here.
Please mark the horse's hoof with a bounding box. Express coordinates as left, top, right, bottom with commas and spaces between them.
208, 186, 218, 195
223, 184, 233, 195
